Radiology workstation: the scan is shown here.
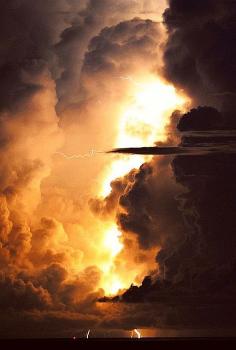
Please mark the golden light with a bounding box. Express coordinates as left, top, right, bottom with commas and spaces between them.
100, 77, 187, 197
98, 75, 188, 295
101, 155, 144, 198
97, 224, 125, 295
100, 265, 124, 296
131, 329, 141, 338
103, 277, 123, 296
103, 225, 123, 258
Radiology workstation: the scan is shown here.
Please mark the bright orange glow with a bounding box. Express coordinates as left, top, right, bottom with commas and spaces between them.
98, 75, 188, 295
131, 329, 141, 338
103, 226, 123, 258
100, 77, 187, 197
98, 224, 124, 295
102, 277, 123, 296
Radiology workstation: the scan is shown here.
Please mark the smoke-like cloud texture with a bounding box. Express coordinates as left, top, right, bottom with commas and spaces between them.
1, 0, 236, 337
111, 0, 236, 327
0, 0, 172, 337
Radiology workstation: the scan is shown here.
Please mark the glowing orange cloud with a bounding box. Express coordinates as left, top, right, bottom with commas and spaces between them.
96, 75, 189, 295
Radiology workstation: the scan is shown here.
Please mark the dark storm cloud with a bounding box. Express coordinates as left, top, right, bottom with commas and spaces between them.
82, 18, 160, 75
117, 106, 236, 303
0, 272, 52, 310
0, 0, 69, 112
109, 115, 188, 252
163, 0, 236, 110
165, 154, 236, 295
108, 143, 236, 156
55, 0, 163, 112
109, 0, 236, 304
177, 106, 223, 131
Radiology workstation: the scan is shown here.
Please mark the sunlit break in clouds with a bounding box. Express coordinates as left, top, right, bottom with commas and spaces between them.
97, 76, 188, 295
100, 76, 187, 197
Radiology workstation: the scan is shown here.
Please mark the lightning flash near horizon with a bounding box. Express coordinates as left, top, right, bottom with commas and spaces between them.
131, 329, 141, 338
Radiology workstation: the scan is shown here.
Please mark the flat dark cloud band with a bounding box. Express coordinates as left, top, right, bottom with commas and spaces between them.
108, 144, 236, 156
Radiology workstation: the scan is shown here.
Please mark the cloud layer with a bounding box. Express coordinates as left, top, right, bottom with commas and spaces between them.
111, 2, 236, 321
1, 0, 236, 336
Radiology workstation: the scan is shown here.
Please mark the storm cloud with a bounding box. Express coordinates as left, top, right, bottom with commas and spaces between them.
1, 0, 236, 337
113, 1, 236, 313
0, 0, 171, 337
163, 0, 236, 108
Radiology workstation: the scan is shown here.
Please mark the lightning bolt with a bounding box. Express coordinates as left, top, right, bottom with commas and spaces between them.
131, 329, 141, 338
134, 329, 141, 338
86, 329, 90, 339
55, 149, 102, 159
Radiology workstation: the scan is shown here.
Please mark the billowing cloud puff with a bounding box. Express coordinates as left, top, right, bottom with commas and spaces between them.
1, 0, 236, 337
0, 0, 170, 336
163, 0, 236, 110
